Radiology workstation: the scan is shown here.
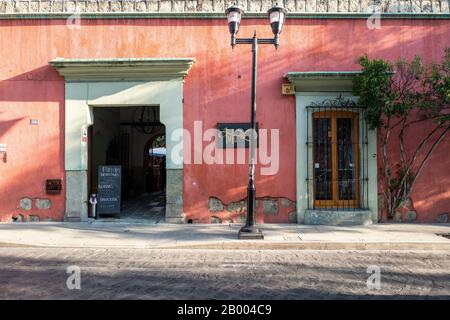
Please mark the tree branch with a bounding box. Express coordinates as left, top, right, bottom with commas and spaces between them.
405, 125, 450, 200
397, 123, 446, 191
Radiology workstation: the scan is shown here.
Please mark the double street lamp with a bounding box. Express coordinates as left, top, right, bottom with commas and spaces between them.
225, 4, 287, 240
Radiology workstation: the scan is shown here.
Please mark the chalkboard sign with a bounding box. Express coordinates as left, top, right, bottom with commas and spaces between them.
97, 165, 121, 216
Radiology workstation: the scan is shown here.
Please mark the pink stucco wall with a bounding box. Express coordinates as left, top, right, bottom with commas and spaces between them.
0, 18, 448, 223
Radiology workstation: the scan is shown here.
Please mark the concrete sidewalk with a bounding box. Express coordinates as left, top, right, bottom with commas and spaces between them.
0, 221, 450, 250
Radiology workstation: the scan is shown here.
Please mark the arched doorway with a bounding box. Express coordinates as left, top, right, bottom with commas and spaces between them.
144, 134, 166, 193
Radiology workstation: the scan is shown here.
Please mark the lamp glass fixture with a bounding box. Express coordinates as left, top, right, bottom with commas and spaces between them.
227, 10, 241, 23
225, 5, 243, 35
268, 4, 287, 35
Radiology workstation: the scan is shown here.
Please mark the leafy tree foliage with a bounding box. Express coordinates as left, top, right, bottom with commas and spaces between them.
353, 49, 449, 219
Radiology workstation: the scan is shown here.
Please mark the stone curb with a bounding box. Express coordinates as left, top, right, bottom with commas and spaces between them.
158, 241, 450, 251
2, 241, 450, 251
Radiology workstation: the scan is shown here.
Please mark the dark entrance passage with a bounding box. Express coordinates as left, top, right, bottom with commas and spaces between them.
89, 106, 166, 223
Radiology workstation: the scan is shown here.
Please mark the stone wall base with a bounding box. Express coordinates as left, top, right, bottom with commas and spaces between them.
165, 169, 185, 224
65, 170, 88, 222
304, 210, 373, 226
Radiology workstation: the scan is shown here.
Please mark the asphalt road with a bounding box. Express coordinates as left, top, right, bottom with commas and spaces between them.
0, 247, 449, 299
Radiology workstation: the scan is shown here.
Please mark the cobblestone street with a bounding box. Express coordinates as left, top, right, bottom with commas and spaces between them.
0, 248, 449, 299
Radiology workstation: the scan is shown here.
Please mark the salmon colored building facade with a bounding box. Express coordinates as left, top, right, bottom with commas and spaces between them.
0, 0, 449, 225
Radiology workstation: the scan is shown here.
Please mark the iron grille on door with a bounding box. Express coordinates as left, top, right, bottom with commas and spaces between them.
306, 96, 369, 210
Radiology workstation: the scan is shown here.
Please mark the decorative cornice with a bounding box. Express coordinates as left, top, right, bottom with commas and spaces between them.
0, 0, 449, 17
285, 71, 362, 79
307, 93, 358, 107
1, 12, 450, 19
285, 71, 362, 92
49, 57, 195, 81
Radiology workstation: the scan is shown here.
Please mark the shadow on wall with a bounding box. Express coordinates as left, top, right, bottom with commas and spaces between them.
0, 134, 66, 222
0, 66, 65, 222
0, 116, 25, 139
182, 19, 450, 223
0, 18, 448, 223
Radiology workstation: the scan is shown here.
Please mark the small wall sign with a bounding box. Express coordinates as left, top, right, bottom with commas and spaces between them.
216, 123, 259, 148
282, 83, 295, 95
0, 143, 6, 163
81, 128, 88, 143
46, 179, 62, 194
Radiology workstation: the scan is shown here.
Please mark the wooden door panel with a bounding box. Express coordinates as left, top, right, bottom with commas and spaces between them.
313, 111, 359, 208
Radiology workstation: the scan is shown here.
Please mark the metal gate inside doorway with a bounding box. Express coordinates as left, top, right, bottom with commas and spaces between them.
306, 95, 369, 210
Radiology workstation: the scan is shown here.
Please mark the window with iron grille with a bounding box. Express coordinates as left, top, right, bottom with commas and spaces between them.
306, 95, 369, 210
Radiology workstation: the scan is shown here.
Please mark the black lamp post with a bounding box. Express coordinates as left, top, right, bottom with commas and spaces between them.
225, 3, 287, 240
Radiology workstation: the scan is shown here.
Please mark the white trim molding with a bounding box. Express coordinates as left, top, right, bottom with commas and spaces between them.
287, 72, 378, 225
50, 58, 195, 81
51, 57, 194, 222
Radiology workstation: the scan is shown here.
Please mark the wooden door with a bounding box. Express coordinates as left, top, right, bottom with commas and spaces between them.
313, 111, 359, 208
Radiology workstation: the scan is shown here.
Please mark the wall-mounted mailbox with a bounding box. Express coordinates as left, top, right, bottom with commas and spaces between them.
46, 179, 62, 194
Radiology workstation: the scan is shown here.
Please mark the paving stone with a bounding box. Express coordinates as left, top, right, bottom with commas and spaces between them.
401, 197, 413, 209
261, 0, 273, 11
135, 1, 148, 11
65, 1, 77, 12
237, 214, 246, 223
249, 0, 261, 11
262, 199, 278, 215
30, 1, 39, 12
110, 0, 122, 11
122, 0, 137, 11
214, 0, 225, 11
210, 216, 221, 223
159, 0, 172, 11
288, 211, 297, 223
19, 198, 32, 211
98, 0, 110, 11
1, 248, 449, 299
12, 214, 24, 222
185, 0, 197, 11
173, 0, 186, 11
281, 197, 295, 208
28, 215, 40, 222
35, 199, 51, 210
328, 0, 338, 12
437, 213, 448, 224
227, 200, 246, 213
52, 0, 64, 11
406, 210, 417, 222
208, 197, 224, 212
378, 194, 385, 210
317, 0, 328, 12
201, 0, 214, 11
